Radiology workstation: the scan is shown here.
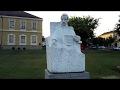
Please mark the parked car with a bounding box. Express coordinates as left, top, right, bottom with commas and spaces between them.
89, 45, 97, 49
113, 46, 120, 51
98, 46, 106, 50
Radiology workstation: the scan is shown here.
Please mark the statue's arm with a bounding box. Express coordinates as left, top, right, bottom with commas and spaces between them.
73, 35, 82, 44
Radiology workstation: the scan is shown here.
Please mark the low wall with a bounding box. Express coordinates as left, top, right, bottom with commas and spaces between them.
1, 45, 42, 50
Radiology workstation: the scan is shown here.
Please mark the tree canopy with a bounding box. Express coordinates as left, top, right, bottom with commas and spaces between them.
91, 36, 115, 47
68, 15, 100, 46
115, 19, 120, 36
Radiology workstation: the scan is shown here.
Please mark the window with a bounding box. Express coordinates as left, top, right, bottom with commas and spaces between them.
21, 36, 25, 43
31, 35, 37, 45
9, 20, 15, 28
8, 34, 15, 45
21, 21, 26, 29
32, 22, 37, 30
32, 36, 36, 43
9, 35, 14, 43
19, 35, 26, 45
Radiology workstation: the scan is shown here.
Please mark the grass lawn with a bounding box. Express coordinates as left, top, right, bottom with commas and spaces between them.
0, 49, 120, 79
83, 50, 120, 79
0, 50, 46, 79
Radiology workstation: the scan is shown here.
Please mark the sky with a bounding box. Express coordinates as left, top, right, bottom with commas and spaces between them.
25, 11, 120, 38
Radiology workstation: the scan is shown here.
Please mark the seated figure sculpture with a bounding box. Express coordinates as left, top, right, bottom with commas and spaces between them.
46, 13, 85, 73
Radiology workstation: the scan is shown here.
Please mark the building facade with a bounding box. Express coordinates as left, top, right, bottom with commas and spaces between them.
0, 11, 43, 50
99, 31, 114, 39
99, 30, 120, 47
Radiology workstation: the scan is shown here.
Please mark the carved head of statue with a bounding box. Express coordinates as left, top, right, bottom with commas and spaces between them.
61, 13, 69, 26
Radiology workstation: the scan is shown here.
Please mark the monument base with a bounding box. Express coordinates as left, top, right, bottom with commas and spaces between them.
45, 69, 90, 79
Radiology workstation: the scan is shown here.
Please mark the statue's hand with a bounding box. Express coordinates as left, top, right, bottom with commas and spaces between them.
73, 35, 80, 42
78, 40, 82, 44
73, 35, 82, 44
52, 39, 57, 45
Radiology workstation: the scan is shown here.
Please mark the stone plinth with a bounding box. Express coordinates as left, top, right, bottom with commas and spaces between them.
45, 69, 90, 79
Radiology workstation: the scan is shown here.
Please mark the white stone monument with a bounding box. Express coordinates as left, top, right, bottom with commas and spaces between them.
45, 13, 89, 79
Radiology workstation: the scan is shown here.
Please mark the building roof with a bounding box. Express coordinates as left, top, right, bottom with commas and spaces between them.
99, 30, 116, 37
0, 11, 42, 19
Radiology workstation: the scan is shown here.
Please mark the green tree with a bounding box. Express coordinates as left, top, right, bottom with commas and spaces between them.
91, 36, 115, 47
115, 24, 120, 36
114, 16, 120, 36
105, 36, 115, 46
97, 37, 105, 46
91, 37, 97, 45
68, 15, 100, 46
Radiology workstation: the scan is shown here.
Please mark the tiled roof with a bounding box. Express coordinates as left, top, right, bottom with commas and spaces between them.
0, 11, 42, 19
99, 30, 116, 36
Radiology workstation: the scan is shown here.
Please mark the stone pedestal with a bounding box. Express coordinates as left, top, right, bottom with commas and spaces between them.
45, 69, 90, 79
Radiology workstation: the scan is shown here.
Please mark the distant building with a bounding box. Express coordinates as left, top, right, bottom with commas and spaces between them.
0, 11, 43, 50
99, 30, 120, 47
99, 30, 115, 39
